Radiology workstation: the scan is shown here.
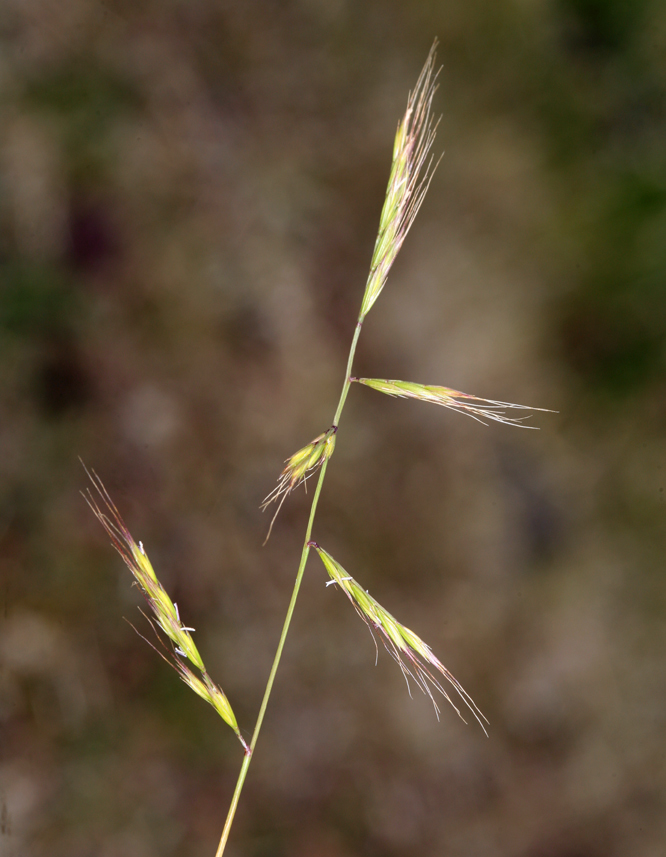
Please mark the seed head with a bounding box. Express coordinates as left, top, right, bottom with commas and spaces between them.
309, 542, 488, 733
359, 41, 441, 318
352, 377, 554, 427
82, 462, 249, 754
261, 426, 337, 542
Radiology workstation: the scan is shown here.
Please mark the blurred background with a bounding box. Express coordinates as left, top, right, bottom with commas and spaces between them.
1, 1, 666, 855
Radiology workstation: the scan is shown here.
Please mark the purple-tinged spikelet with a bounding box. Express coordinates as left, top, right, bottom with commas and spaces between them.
82, 463, 249, 754
352, 378, 554, 427
261, 426, 337, 542
359, 41, 441, 318
309, 542, 488, 734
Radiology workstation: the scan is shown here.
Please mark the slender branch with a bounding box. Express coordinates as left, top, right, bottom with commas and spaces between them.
215, 309, 365, 856
214, 459, 330, 856
333, 318, 363, 428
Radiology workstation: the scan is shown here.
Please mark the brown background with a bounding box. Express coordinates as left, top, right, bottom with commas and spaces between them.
2, 2, 666, 856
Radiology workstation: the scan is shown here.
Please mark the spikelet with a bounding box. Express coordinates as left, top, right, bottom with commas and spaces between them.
352, 377, 554, 427
309, 542, 488, 734
359, 41, 441, 319
82, 463, 249, 754
261, 426, 337, 542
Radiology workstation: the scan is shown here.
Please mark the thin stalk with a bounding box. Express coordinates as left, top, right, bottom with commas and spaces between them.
214, 459, 329, 856
215, 311, 365, 856
333, 318, 363, 427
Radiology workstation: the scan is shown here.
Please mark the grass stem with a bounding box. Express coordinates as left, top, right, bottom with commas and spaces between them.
216, 306, 366, 855
333, 318, 363, 427
214, 459, 330, 856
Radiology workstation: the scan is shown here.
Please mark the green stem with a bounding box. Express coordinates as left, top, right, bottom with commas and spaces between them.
214, 312, 365, 857
333, 317, 363, 427
214, 461, 329, 857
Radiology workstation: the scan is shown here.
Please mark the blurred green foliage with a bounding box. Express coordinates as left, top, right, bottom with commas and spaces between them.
24, 59, 141, 181
0, 263, 80, 337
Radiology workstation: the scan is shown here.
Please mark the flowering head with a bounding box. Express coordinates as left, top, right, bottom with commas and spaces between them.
261, 426, 337, 542
309, 542, 487, 733
352, 377, 554, 427
359, 42, 440, 318
82, 462, 248, 752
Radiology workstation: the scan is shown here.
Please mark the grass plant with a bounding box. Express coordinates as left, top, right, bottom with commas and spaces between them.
85, 41, 549, 855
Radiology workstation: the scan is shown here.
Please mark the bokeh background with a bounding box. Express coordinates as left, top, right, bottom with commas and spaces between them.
2, 2, 666, 855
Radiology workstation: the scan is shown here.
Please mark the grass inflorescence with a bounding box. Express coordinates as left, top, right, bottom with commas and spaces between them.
261, 425, 337, 542
359, 44, 440, 318
82, 462, 249, 754
309, 542, 488, 733
86, 41, 551, 856
352, 377, 554, 427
